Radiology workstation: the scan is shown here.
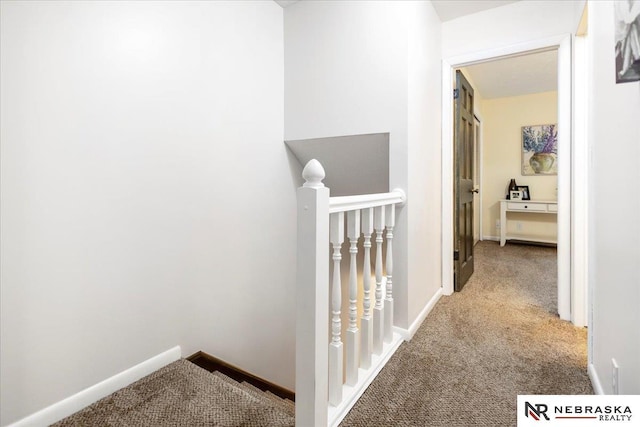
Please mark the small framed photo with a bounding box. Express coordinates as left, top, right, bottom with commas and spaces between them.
510, 190, 522, 201
517, 185, 531, 200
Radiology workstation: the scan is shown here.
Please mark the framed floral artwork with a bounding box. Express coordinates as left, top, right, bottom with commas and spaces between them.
522, 124, 557, 176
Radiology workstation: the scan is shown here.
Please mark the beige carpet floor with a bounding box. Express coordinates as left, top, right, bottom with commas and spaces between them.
340, 241, 592, 426
53, 241, 591, 426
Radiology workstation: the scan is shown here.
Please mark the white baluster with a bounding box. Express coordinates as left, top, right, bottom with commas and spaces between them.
360, 208, 374, 369
329, 212, 344, 406
346, 210, 360, 386
373, 206, 385, 355
384, 204, 395, 343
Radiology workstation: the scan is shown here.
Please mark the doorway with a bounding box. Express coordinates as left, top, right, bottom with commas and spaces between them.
453, 51, 559, 295
441, 35, 583, 324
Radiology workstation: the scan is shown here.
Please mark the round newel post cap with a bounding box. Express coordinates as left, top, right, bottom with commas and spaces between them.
302, 159, 325, 188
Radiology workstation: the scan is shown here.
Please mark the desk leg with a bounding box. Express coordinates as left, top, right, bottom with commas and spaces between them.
500, 204, 506, 247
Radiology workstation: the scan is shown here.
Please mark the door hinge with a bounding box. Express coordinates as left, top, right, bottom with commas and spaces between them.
453, 88, 459, 99
453, 250, 459, 261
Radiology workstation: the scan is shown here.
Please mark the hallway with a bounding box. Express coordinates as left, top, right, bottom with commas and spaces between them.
341, 241, 591, 426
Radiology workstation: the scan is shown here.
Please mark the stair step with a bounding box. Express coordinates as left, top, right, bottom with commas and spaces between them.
237, 382, 296, 417
247, 384, 294, 409
187, 351, 295, 402
266, 390, 295, 410
52, 359, 294, 426
210, 371, 295, 417
240, 380, 265, 395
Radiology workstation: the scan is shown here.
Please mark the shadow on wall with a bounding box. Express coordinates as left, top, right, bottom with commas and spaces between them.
285, 133, 390, 196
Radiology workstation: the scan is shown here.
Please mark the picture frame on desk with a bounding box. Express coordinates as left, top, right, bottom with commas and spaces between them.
517, 185, 531, 200
510, 190, 522, 201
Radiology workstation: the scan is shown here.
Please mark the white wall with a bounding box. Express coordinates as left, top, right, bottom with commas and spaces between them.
406, 1, 443, 325
442, 0, 585, 58
587, 0, 640, 394
284, 0, 442, 329
284, 1, 408, 142
285, 133, 390, 196
0, 2, 292, 425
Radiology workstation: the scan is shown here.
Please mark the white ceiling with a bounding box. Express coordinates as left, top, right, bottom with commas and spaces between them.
274, 0, 299, 8
462, 50, 558, 99
277, 0, 520, 18
430, 0, 519, 22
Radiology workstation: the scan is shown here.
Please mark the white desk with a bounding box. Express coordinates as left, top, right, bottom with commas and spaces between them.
500, 199, 558, 246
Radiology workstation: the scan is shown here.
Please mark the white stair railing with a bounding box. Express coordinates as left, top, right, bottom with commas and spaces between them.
296, 159, 406, 427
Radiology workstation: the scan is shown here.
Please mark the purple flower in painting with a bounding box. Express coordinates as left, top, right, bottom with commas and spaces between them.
540, 124, 557, 154
523, 124, 557, 154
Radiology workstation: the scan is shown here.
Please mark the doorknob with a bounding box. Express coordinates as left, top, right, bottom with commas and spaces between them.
469, 188, 479, 194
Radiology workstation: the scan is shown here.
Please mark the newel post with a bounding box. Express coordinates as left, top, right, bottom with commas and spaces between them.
296, 159, 329, 427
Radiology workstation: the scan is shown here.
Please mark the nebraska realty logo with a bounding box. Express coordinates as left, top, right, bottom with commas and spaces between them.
517, 396, 640, 426
525, 402, 551, 421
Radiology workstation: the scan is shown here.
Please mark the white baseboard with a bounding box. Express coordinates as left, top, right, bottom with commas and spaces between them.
8, 346, 182, 427
482, 235, 499, 242
588, 363, 604, 395
394, 288, 443, 341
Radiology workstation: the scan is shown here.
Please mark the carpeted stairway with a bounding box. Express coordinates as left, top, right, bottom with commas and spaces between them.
53, 359, 294, 426
54, 241, 591, 426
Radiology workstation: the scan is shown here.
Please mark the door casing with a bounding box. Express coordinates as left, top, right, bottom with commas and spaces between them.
441, 34, 584, 325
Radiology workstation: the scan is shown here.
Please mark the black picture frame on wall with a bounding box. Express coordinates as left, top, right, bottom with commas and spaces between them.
518, 185, 531, 200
